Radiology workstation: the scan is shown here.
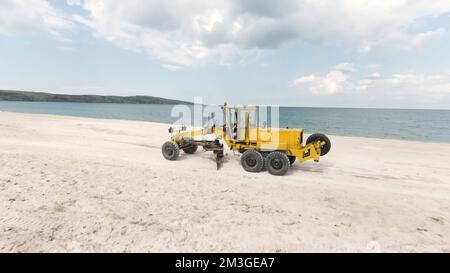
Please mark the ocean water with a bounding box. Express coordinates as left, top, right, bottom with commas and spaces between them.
1, 101, 449, 143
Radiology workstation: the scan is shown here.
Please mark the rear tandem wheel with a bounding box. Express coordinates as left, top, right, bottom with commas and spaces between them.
265, 151, 290, 176
241, 150, 264, 173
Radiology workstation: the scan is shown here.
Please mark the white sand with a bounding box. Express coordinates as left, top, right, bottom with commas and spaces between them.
0, 111, 449, 253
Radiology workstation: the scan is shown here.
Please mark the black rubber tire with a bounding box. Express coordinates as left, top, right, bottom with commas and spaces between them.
288, 156, 296, 165
182, 144, 198, 154
241, 150, 264, 173
265, 151, 290, 176
306, 133, 331, 156
162, 141, 180, 161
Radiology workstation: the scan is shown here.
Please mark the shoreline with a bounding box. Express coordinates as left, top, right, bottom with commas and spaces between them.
1, 110, 448, 145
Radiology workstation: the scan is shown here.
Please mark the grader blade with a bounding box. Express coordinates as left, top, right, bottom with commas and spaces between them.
215, 150, 224, 170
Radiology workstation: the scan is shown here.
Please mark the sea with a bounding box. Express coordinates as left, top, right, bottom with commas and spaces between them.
0, 101, 449, 143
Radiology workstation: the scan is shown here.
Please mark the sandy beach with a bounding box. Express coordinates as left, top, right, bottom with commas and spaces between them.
0, 111, 449, 253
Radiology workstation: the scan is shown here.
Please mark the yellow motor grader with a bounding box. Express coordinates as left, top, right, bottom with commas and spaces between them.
162, 103, 331, 176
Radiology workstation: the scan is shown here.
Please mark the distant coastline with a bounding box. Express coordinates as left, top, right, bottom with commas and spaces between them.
0, 90, 192, 105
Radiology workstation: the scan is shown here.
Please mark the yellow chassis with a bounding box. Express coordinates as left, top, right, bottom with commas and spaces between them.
170, 126, 323, 163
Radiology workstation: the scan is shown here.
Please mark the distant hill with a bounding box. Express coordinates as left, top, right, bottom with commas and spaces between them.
0, 90, 192, 105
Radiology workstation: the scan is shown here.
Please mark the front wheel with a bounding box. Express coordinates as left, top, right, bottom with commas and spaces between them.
265, 152, 290, 176
183, 143, 198, 154
162, 141, 180, 161
306, 133, 331, 156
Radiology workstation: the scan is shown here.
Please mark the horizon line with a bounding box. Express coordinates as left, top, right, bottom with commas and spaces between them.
1, 89, 449, 111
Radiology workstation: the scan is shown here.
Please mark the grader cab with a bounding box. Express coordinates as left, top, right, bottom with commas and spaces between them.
162, 103, 331, 176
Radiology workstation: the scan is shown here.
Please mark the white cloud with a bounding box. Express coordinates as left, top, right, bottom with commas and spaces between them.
370, 72, 382, 78
1, 1, 449, 68
378, 27, 447, 51
73, 0, 450, 68
368, 64, 381, 69
356, 73, 450, 94
409, 28, 446, 48
290, 63, 353, 95
333, 63, 356, 72
0, 0, 73, 37
291, 64, 450, 105
161, 64, 183, 71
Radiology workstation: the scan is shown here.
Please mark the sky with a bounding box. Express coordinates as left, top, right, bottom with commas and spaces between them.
1, 0, 450, 109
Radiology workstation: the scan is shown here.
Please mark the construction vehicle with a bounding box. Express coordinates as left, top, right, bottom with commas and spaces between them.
162, 103, 331, 176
